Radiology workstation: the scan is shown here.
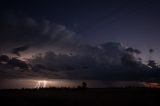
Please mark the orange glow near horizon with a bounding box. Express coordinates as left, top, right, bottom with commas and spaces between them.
143, 82, 160, 88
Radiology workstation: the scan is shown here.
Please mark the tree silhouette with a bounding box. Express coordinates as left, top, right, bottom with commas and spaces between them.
82, 82, 87, 89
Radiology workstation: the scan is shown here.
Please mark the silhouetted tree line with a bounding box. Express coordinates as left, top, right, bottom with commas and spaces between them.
77, 82, 88, 90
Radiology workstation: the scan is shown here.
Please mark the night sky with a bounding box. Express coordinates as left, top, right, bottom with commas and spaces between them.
0, 0, 160, 88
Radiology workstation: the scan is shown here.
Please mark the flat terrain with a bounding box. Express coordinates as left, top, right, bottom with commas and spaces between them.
0, 88, 160, 106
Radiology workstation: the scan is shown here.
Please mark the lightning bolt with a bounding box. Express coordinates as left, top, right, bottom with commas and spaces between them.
35, 80, 48, 88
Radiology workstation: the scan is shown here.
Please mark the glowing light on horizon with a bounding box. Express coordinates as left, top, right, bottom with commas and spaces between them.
143, 82, 160, 88
35, 80, 48, 88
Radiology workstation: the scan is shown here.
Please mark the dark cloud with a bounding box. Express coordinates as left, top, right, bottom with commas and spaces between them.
0, 12, 160, 82
0, 55, 29, 70
121, 53, 138, 67
7, 58, 29, 70
26, 43, 160, 81
0, 12, 81, 79
0, 12, 78, 55
12, 45, 30, 56
0, 55, 9, 63
0, 42, 160, 81
125, 47, 141, 54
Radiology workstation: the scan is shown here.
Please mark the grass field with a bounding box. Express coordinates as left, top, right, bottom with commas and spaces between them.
0, 88, 160, 106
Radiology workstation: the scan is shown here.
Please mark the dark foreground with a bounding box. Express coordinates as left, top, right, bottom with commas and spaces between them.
0, 88, 160, 106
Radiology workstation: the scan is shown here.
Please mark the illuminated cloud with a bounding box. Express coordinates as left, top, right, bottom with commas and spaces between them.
0, 12, 160, 82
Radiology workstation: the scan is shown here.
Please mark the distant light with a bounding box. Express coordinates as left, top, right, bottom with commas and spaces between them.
143, 82, 160, 88
35, 80, 48, 88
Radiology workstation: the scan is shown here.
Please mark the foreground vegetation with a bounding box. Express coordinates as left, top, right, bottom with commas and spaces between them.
0, 87, 160, 106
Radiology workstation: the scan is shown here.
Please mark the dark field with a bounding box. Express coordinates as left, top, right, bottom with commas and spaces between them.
0, 88, 160, 106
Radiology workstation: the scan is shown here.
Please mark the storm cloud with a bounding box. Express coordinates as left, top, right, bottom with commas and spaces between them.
28, 42, 160, 81
0, 12, 79, 56
1, 42, 160, 81
0, 13, 160, 82
12, 45, 30, 56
